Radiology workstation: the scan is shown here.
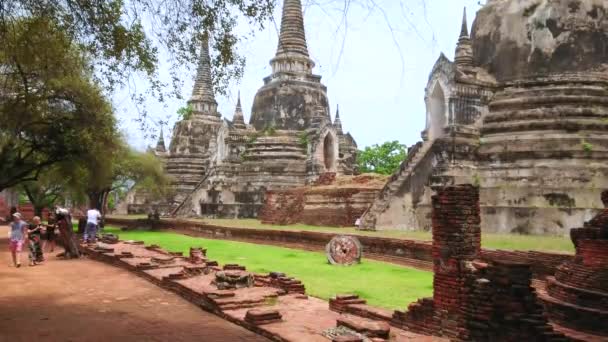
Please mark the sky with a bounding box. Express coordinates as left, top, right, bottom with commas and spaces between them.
115, 0, 484, 151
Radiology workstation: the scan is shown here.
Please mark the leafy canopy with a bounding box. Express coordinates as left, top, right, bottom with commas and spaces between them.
357, 141, 407, 175
0, 17, 117, 192
1, 0, 276, 131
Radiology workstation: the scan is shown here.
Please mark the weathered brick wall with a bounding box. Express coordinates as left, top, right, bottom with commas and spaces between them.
258, 189, 305, 225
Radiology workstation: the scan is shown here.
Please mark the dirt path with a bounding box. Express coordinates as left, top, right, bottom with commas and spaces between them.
0, 226, 268, 342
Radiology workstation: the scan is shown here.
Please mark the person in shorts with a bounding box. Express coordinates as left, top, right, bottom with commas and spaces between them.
8, 213, 28, 268
27, 216, 45, 265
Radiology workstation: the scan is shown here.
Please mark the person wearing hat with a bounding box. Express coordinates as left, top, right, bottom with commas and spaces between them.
8, 212, 28, 268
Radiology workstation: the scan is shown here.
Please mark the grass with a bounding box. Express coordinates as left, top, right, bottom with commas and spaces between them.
102, 226, 434, 310
107, 216, 574, 254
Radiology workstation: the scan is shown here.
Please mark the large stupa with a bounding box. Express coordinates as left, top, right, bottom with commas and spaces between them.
362, 0, 608, 234
127, 0, 358, 217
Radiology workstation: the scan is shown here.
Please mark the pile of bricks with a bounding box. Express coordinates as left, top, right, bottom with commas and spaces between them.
256, 272, 306, 294
329, 294, 367, 313
189, 247, 206, 264
274, 275, 305, 294
244, 309, 282, 325
223, 264, 246, 271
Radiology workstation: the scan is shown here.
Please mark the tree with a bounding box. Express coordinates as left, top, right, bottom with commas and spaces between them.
357, 141, 407, 175
1, 0, 276, 129
21, 166, 70, 217
0, 17, 118, 193
77, 142, 170, 215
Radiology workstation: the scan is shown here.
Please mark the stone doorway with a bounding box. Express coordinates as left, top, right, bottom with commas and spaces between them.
323, 133, 336, 171
428, 83, 447, 141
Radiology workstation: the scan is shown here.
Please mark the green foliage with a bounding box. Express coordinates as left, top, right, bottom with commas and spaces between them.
20, 165, 74, 215
582, 140, 593, 153
356, 141, 407, 175
1, 0, 276, 132
0, 17, 117, 192
472, 174, 481, 187
247, 132, 261, 144
103, 226, 434, 309
262, 125, 276, 136
177, 105, 194, 121
297, 132, 310, 148
62, 136, 170, 213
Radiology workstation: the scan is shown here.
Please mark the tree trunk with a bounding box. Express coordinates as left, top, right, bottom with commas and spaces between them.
57, 217, 80, 258
88, 189, 109, 228
34, 205, 44, 217
88, 189, 110, 215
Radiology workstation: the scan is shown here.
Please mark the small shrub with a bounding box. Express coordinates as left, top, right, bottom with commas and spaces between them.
582, 140, 593, 153
472, 174, 481, 187
297, 132, 309, 148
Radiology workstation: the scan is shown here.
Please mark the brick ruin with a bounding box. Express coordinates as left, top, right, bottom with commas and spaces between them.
362, 0, 608, 235
88, 184, 606, 341
538, 190, 608, 337
260, 173, 386, 227
392, 185, 574, 341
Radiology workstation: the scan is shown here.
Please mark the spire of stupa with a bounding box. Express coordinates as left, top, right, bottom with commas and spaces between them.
334, 105, 343, 134
460, 7, 469, 38
189, 33, 220, 118
454, 7, 473, 68
270, 0, 314, 74
232, 91, 246, 129
276, 0, 309, 58
155, 124, 166, 153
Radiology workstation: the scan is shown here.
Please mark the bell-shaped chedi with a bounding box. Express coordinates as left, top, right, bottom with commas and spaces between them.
249, 0, 331, 131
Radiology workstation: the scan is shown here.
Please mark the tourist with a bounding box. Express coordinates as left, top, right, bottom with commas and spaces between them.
84, 206, 101, 244
42, 213, 57, 253
27, 216, 45, 266
8, 213, 27, 268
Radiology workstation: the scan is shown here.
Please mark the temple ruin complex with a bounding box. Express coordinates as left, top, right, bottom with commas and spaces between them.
362, 0, 608, 234
128, 0, 358, 217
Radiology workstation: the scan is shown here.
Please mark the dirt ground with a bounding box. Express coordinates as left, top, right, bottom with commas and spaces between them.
0, 226, 268, 342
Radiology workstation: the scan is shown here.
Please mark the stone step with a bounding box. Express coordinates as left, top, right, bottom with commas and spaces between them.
337, 315, 391, 339
546, 277, 608, 312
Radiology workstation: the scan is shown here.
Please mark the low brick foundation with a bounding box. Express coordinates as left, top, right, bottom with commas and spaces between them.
105, 217, 573, 279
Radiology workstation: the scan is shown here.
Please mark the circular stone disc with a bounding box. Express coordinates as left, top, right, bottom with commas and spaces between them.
325, 235, 362, 266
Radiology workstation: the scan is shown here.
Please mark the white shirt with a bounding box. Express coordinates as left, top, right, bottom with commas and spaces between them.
86, 209, 101, 225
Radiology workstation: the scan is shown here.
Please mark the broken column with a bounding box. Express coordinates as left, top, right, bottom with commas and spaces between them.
393, 184, 480, 339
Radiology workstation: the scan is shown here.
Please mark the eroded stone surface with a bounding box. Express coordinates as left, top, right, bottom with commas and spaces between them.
326, 236, 363, 265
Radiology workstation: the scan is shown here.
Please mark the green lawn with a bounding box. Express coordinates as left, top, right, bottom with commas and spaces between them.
102, 226, 433, 310
107, 216, 574, 254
